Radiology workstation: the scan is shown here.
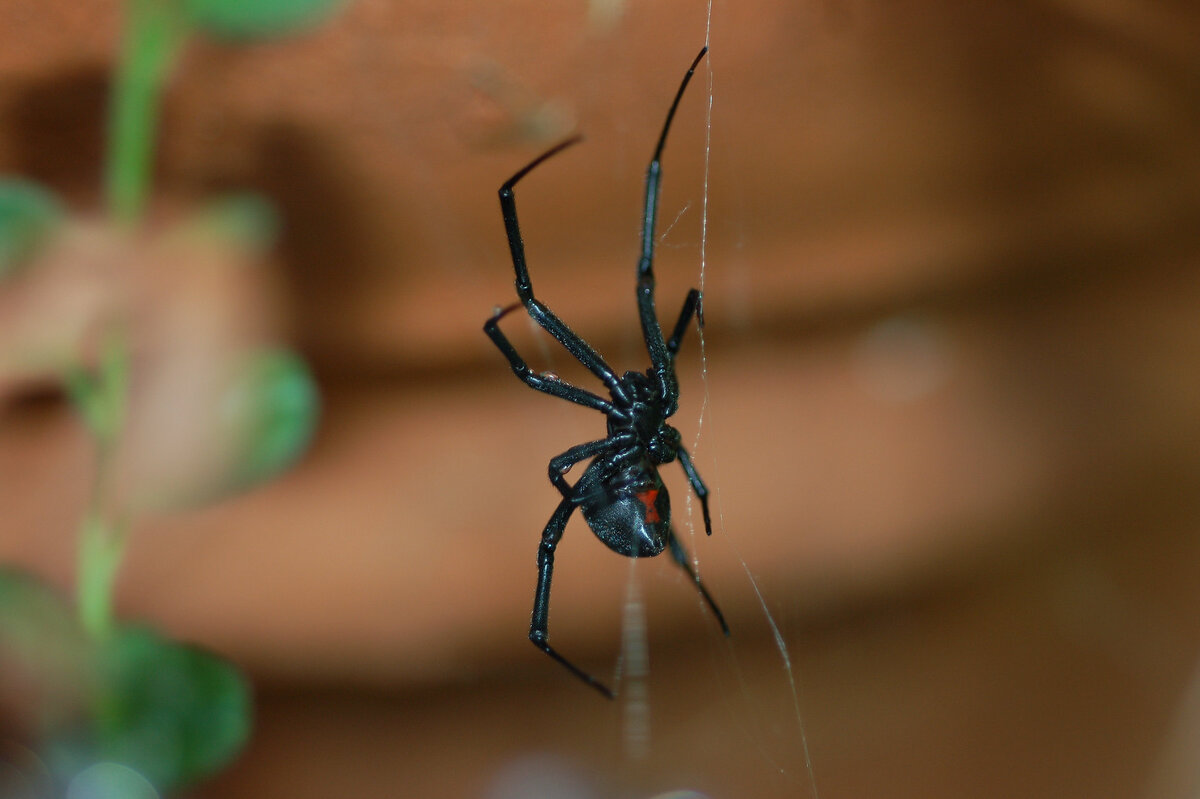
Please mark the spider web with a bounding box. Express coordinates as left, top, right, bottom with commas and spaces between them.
703, 5, 820, 796
611, 4, 824, 796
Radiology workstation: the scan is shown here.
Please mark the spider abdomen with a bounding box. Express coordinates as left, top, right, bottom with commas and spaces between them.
577, 459, 671, 558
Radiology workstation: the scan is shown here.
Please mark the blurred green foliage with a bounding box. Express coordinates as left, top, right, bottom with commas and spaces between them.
85, 626, 251, 790
65, 762, 160, 799
64, 337, 130, 455
184, 0, 346, 39
106, 0, 187, 224
1, 0, 347, 793
229, 347, 321, 488
1, 572, 251, 794
108, 0, 347, 222
191, 194, 282, 253
0, 180, 63, 278
0, 568, 86, 685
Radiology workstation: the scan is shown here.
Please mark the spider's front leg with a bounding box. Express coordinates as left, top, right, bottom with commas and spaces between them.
485, 305, 613, 414
636, 47, 708, 413
531, 498, 615, 699
498, 138, 630, 403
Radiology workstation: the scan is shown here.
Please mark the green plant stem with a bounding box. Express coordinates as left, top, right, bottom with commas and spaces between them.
78, 512, 128, 640
68, 337, 131, 639
105, 0, 187, 225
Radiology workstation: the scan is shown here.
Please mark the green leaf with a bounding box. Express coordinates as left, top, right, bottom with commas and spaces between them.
0, 179, 63, 277
0, 567, 83, 667
194, 194, 280, 252
227, 347, 320, 486
87, 627, 252, 790
183, 0, 346, 39
0, 568, 93, 737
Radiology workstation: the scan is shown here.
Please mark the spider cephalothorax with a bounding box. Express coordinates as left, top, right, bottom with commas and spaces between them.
484, 47, 726, 699
608, 370, 679, 460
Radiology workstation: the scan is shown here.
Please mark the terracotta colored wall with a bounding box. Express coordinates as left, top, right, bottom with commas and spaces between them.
3, 1, 1200, 797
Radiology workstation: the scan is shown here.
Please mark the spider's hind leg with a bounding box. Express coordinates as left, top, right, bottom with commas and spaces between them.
531, 498, 616, 699
676, 446, 713, 536
668, 530, 729, 636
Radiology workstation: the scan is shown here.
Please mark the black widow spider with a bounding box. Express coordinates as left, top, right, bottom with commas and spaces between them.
484, 47, 728, 699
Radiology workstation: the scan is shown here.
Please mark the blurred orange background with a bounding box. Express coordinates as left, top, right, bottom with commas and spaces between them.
3, 0, 1200, 797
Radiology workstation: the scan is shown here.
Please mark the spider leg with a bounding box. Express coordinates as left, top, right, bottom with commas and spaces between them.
498, 138, 629, 402
548, 436, 633, 499
676, 446, 713, 536
667, 529, 729, 635
637, 47, 707, 414
666, 288, 702, 356
485, 304, 614, 413
531, 497, 615, 699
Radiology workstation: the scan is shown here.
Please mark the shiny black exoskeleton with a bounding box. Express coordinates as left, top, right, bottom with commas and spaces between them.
483, 48, 728, 699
